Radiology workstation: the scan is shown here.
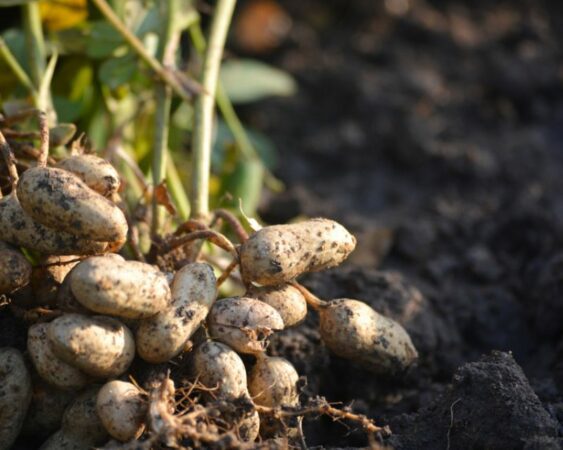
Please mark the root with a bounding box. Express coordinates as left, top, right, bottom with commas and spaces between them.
160, 229, 238, 259
36, 110, 49, 167
110, 376, 390, 449
0, 131, 19, 188
211, 209, 249, 243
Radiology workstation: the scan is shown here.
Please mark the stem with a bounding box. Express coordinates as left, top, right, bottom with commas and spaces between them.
22, 2, 46, 91
151, 0, 178, 236
189, 23, 283, 192
190, 0, 236, 220
0, 37, 37, 100
166, 156, 190, 220
37, 111, 49, 167
160, 229, 238, 258
290, 282, 327, 310
91, 0, 201, 102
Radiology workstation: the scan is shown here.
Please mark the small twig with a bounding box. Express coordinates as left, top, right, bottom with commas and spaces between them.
256, 398, 390, 437
174, 219, 209, 235
446, 398, 461, 450
212, 209, 249, 242
160, 229, 238, 258
216, 258, 239, 287
90, 0, 202, 102
0, 131, 19, 188
290, 282, 327, 310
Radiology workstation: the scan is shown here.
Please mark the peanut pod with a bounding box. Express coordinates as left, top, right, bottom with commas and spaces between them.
247, 284, 307, 327
0, 193, 108, 255
137, 262, 217, 363
0, 348, 32, 450
17, 167, 128, 242
0, 240, 32, 295
47, 313, 135, 378
56, 154, 120, 197
239, 218, 356, 285
70, 256, 170, 319
208, 297, 284, 354
319, 299, 418, 374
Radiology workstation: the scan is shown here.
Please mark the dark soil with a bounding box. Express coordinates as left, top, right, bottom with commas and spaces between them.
242, 0, 563, 448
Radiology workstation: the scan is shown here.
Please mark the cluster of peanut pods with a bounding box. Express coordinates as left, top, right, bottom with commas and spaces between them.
0, 119, 418, 449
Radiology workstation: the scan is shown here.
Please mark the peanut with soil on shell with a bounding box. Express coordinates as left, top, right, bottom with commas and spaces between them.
47, 313, 136, 378
70, 255, 171, 319
27, 323, 91, 390
239, 218, 356, 285
17, 167, 128, 243
0, 240, 32, 295
208, 297, 284, 354
0, 193, 108, 255
0, 348, 32, 450
247, 283, 307, 327
56, 154, 120, 197
318, 299, 418, 374
97, 380, 147, 442
136, 262, 217, 363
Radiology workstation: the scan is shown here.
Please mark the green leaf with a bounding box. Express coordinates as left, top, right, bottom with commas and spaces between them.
86, 21, 125, 58
1, 28, 27, 71
0, 0, 35, 6
98, 53, 137, 90
220, 157, 264, 215
220, 59, 297, 104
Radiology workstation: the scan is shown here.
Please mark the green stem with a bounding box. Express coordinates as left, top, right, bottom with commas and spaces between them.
166, 156, 190, 220
150, 0, 178, 235
91, 0, 201, 102
190, 0, 236, 219
189, 22, 283, 192
22, 2, 45, 91
0, 37, 37, 101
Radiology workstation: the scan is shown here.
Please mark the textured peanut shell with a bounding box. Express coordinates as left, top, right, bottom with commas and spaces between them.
31, 255, 79, 306
208, 297, 284, 354
56, 154, 120, 197
319, 299, 418, 374
40, 430, 94, 450
0, 241, 31, 294
137, 262, 217, 363
57, 254, 124, 314
17, 167, 128, 242
0, 193, 108, 255
47, 314, 135, 378
247, 284, 307, 327
239, 408, 260, 442
70, 256, 170, 319
22, 378, 75, 441
28, 323, 91, 390
248, 355, 299, 407
97, 381, 146, 442
239, 218, 356, 285
193, 341, 248, 400
62, 388, 108, 444
0, 348, 32, 450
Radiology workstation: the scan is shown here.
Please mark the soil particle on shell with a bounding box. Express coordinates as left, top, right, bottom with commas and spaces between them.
387, 351, 559, 450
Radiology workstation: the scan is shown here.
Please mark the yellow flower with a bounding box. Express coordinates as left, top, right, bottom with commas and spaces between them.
39, 0, 88, 32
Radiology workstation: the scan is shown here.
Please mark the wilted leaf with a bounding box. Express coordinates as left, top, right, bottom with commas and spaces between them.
154, 181, 177, 216
98, 53, 137, 90
220, 156, 264, 215
220, 59, 297, 104
39, 0, 87, 31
